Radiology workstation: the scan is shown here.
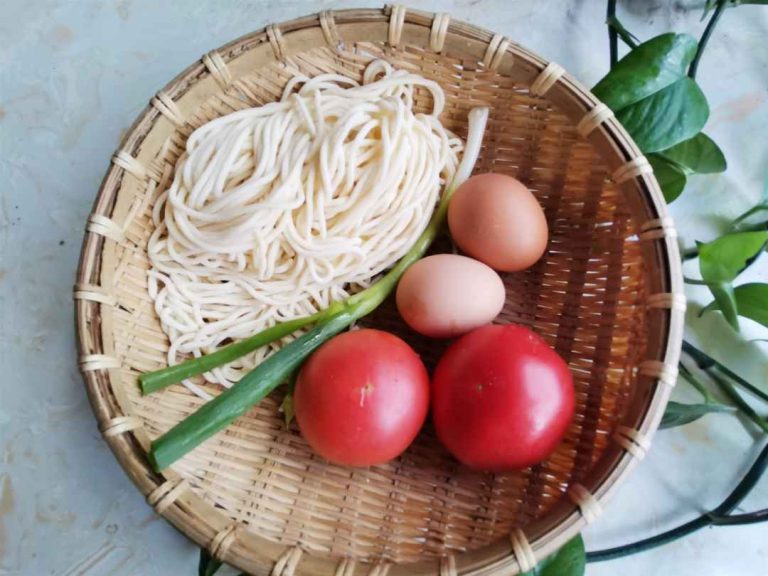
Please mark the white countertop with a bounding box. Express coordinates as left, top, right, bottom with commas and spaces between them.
1, 1, 767, 574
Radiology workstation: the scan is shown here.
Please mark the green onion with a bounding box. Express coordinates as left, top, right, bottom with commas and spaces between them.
149, 312, 353, 471
139, 310, 327, 394
148, 107, 488, 471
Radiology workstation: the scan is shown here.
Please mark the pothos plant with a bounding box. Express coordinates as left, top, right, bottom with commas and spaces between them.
199, 1, 768, 574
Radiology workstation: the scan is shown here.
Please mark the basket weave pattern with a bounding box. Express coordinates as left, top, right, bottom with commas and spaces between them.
76, 7, 683, 575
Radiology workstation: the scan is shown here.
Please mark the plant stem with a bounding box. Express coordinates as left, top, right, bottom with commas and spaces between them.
709, 371, 768, 434
682, 246, 700, 261
710, 508, 768, 526
689, 0, 727, 78
683, 342, 768, 433
198, 549, 222, 576
732, 206, 767, 228
679, 361, 715, 403
607, 16, 639, 49
684, 276, 710, 286
713, 443, 768, 513
683, 341, 768, 403
587, 440, 768, 562
739, 219, 768, 233
607, 0, 618, 67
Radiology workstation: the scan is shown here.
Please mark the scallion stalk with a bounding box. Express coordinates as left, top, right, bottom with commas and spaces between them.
139, 311, 327, 394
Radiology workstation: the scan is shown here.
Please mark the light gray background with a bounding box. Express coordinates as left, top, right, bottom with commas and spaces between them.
1, 1, 767, 575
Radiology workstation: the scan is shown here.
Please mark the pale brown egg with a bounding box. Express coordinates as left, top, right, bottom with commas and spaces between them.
447, 173, 548, 272
396, 254, 505, 338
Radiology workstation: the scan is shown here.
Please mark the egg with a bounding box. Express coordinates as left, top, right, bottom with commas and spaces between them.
447, 173, 548, 272
396, 254, 506, 338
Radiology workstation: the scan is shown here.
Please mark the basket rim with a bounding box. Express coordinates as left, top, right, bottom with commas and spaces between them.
74, 5, 684, 575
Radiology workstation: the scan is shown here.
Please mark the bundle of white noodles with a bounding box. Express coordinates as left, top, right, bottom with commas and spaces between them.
148, 60, 462, 397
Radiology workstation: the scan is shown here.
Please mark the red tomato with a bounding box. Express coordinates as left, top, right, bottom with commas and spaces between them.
294, 329, 429, 467
432, 324, 574, 472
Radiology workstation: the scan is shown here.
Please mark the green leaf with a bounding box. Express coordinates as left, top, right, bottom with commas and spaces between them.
698, 232, 768, 330
660, 401, 734, 429
593, 33, 698, 111
649, 132, 728, 202
616, 77, 709, 153
522, 535, 585, 576
702, 283, 768, 328
648, 154, 687, 202
658, 133, 726, 174
698, 232, 768, 283
707, 283, 740, 330
199, 549, 222, 576
592, 33, 712, 157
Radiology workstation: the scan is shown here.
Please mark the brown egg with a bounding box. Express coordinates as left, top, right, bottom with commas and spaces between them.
396, 254, 505, 338
447, 173, 548, 272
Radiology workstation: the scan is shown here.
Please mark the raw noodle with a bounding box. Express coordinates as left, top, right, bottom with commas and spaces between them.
148, 60, 462, 397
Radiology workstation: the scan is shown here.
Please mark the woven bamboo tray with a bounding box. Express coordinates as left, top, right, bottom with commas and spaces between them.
75, 5, 684, 575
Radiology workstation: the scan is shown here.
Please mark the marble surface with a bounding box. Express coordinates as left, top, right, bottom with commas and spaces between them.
1, 1, 767, 574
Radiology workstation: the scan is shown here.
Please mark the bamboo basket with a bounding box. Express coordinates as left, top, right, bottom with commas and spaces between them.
75, 5, 684, 575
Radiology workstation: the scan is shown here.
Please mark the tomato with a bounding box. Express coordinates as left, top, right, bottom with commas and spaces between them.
432, 324, 574, 472
294, 329, 430, 467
